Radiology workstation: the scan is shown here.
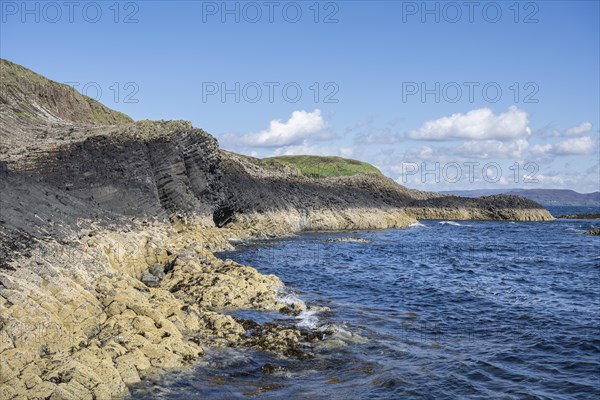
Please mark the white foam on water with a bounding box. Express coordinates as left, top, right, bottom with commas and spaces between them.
277, 292, 307, 309
276, 288, 325, 330
313, 324, 370, 349
409, 222, 426, 228
439, 221, 462, 226
296, 310, 320, 329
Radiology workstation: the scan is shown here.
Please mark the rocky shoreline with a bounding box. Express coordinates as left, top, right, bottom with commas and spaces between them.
557, 213, 600, 220
0, 59, 554, 399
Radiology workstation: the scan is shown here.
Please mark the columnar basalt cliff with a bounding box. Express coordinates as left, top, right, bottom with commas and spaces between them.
0, 59, 553, 399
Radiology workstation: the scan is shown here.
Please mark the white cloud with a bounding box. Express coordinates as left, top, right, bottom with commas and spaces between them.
554, 136, 596, 154
532, 136, 596, 156
400, 138, 529, 162
456, 138, 529, 159
532, 174, 567, 186
563, 122, 593, 136
531, 143, 553, 155
241, 109, 327, 147
270, 142, 356, 158
407, 106, 531, 141
549, 122, 593, 137
403, 145, 444, 161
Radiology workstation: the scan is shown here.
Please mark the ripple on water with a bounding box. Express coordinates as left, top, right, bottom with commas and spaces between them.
129, 218, 600, 399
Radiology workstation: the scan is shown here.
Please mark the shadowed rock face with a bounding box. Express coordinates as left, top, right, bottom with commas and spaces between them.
0, 58, 554, 271
221, 154, 545, 210
0, 60, 552, 244
0, 59, 554, 399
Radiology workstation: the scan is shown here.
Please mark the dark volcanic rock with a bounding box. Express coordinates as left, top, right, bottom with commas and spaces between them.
0, 58, 553, 267
557, 214, 600, 220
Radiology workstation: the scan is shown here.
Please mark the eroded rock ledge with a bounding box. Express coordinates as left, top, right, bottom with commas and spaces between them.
0, 221, 313, 399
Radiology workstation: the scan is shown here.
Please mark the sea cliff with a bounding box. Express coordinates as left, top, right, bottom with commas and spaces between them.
0, 59, 553, 399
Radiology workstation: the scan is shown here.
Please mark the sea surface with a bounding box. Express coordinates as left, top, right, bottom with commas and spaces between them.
129, 209, 600, 399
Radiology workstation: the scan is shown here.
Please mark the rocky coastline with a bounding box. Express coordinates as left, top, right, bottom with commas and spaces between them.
556, 213, 600, 220
0, 59, 554, 399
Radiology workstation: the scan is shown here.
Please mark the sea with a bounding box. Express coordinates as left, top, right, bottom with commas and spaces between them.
129, 206, 600, 399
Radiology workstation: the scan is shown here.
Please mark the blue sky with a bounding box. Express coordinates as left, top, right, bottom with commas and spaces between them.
2, 1, 599, 192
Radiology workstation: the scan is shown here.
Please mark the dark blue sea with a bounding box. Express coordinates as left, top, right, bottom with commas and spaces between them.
130, 209, 600, 399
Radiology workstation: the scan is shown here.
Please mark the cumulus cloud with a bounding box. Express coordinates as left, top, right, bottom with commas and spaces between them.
241, 109, 327, 147
531, 136, 596, 156
402, 145, 447, 162
456, 138, 529, 159
407, 106, 531, 141
562, 122, 593, 136
549, 122, 593, 137
530, 143, 553, 155
400, 138, 529, 161
554, 136, 596, 154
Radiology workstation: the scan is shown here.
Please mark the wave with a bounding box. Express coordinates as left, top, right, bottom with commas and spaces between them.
409, 222, 426, 228
296, 310, 320, 329
566, 228, 588, 234
439, 221, 462, 226
277, 291, 307, 309
276, 289, 327, 330
227, 237, 245, 245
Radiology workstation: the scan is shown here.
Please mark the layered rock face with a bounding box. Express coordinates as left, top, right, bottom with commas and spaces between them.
0, 59, 554, 399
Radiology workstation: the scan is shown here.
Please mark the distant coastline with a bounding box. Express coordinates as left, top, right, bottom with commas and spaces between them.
556, 213, 600, 220
442, 188, 600, 207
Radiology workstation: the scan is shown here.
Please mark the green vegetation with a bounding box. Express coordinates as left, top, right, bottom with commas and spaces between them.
262, 155, 382, 178
1, 58, 133, 126
89, 106, 132, 125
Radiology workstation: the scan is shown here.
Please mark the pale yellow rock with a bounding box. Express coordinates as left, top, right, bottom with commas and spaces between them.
115, 355, 141, 385
0, 348, 34, 384
1, 204, 549, 399
27, 381, 57, 399
50, 380, 94, 400
20, 364, 43, 389
0, 378, 26, 399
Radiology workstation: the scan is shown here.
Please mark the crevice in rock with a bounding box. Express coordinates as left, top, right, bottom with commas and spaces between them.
213, 205, 235, 228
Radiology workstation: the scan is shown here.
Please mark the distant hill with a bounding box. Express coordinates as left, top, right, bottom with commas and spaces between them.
262, 155, 382, 178
442, 189, 600, 207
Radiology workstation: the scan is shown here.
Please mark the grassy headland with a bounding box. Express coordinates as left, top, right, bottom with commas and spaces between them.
262, 155, 382, 178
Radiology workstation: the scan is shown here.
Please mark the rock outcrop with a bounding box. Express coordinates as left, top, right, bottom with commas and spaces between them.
0, 59, 554, 399
558, 213, 600, 220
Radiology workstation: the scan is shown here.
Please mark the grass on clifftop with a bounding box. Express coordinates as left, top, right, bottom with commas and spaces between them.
1, 58, 133, 126
262, 155, 382, 178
